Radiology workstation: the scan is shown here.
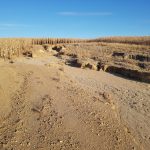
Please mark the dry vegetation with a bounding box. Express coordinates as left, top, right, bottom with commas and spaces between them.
64, 42, 150, 61
0, 36, 150, 59
0, 38, 85, 59
32, 38, 86, 45
89, 36, 150, 45
0, 38, 32, 59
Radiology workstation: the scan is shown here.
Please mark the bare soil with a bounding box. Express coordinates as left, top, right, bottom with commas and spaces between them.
0, 48, 150, 150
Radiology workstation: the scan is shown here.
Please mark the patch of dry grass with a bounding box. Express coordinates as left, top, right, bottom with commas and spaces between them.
89, 36, 150, 46
0, 37, 150, 60
0, 38, 32, 59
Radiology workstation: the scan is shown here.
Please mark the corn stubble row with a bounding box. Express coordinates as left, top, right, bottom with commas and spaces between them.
0, 39, 32, 59
0, 37, 150, 59
0, 38, 85, 59
89, 36, 150, 45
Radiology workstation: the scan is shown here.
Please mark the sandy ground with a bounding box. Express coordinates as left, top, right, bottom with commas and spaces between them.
0, 56, 150, 150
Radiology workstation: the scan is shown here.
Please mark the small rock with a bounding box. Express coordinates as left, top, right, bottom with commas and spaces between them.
60, 140, 63, 143
31, 104, 43, 113
103, 92, 111, 100
9, 60, 14, 63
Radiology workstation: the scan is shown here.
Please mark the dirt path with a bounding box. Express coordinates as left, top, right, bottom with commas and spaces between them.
0, 56, 150, 150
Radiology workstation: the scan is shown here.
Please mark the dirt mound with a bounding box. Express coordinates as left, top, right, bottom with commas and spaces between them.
65, 57, 98, 70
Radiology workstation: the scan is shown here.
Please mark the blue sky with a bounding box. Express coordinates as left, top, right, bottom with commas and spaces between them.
0, 0, 150, 38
